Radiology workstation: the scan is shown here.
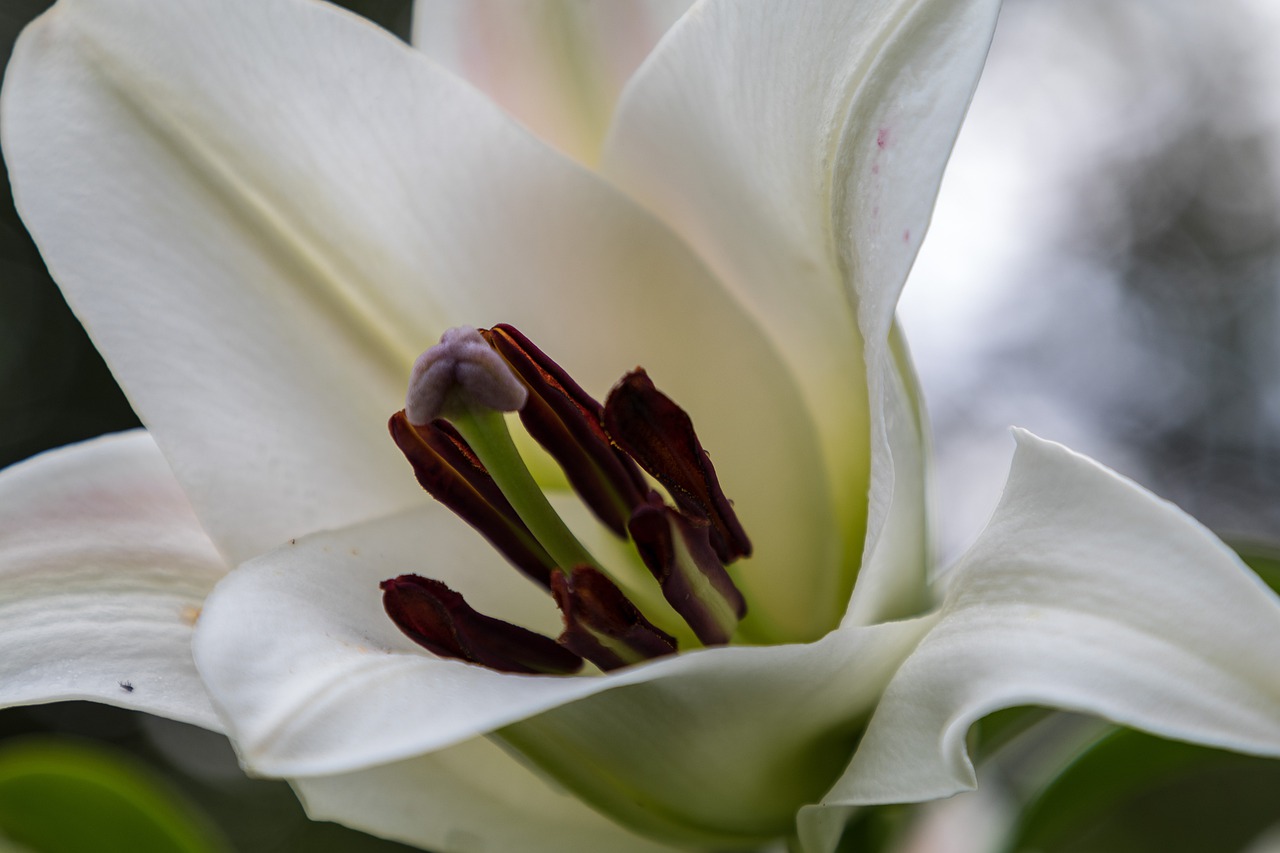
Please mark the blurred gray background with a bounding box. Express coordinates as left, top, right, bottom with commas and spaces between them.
900, 0, 1280, 563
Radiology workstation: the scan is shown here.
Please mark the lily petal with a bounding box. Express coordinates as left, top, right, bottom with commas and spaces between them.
195, 505, 570, 775
604, 0, 1001, 629
490, 618, 924, 848
842, 321, 932, 625
3, 0, 436, 563
0, 431, 224, 731
4, 0, 830, 625
293, 736, 683, 853
829, 430, 1280, 806
193, 504, 933, 845
411, 0, 693, 164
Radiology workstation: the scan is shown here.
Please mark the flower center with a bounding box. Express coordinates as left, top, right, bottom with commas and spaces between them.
380, 324, 752, 674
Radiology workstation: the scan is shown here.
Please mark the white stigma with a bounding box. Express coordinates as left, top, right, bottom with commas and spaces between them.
405, 327, 528, 425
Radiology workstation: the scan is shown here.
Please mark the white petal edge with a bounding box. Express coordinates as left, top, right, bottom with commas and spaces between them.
604, 0, 1001, 628
193, 502, 934, 845
0, 432, 225, 731
835, 0, 998, 625
4, 0, 833, 630
293, 736, 684, 853
843, 321, 932, 626
411, 0, 693, 164
827, 430, 1280, 806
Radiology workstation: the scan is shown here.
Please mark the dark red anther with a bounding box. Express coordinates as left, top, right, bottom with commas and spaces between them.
381, 575, 583, 675
603, 369, 752, 563
552, 566, 678, 671
389, 411, 556, 588
485, 324, 648, 536
628, 494, 747, 647
388, 326, 758, 676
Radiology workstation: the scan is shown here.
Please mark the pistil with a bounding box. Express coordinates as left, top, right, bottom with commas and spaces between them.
454, 405, 609, 575
384, 325, 754, 675
401, 327, 603, 576
388, 412, 555, 587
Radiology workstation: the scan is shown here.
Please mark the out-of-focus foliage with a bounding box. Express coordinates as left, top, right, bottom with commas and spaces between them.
1242, 546, 1280, 593
0, 704, 421, 852
1007, 728, 1280, 853
0, 738, 228, 853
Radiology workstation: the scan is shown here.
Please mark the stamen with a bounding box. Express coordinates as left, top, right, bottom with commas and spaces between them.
387, 325, 755, 675
405, 326, 528, 425
604, 370, 752, 563
448, 405, 603, 576
381, 575, 583, 675
388, 412, 556, 588
486, 324, 647, 535
551, 566, 678, 671
401, 329, 603, 576
628, 495, 747, 646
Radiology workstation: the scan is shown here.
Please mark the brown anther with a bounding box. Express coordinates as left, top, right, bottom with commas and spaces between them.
381, 575, 583, 675
604, 369, 752, 562
388, 326, 756, 676
390, 411, 556, 588
485, 324, 648, 536
552, 566, 678, 671
628, 494, 747, 647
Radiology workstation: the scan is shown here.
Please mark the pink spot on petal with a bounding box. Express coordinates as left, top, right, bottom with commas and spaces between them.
871, 163, 880, 175
903, 229, 911, 243
877, 128, 891, 149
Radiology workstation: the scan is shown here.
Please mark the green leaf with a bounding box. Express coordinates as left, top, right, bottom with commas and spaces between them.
1006, 727, 1280, 853
0, 737, 228, 853
1234, 541, 1280, 595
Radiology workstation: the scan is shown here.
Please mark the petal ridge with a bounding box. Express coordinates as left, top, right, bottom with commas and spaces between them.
829, 431, 1280, 805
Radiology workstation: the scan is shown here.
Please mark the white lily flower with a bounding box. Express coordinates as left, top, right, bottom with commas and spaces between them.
4, 1, 1280, 851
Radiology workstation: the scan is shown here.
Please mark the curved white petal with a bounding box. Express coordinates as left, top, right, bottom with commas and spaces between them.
411, 0, 693, 164
193, 505, 933, 845
493, 614, 924, 847
4, 0, 830, 625
3, 0, 439, 563
843, 322, 932, 625
829, 431, 1280, 806
604, 0, 1001, 628
294, 736, 682, 853
796, 803, 861, 853
0, 432, 225, 730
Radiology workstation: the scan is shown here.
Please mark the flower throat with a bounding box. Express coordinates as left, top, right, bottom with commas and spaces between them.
381, 324, 752, 674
